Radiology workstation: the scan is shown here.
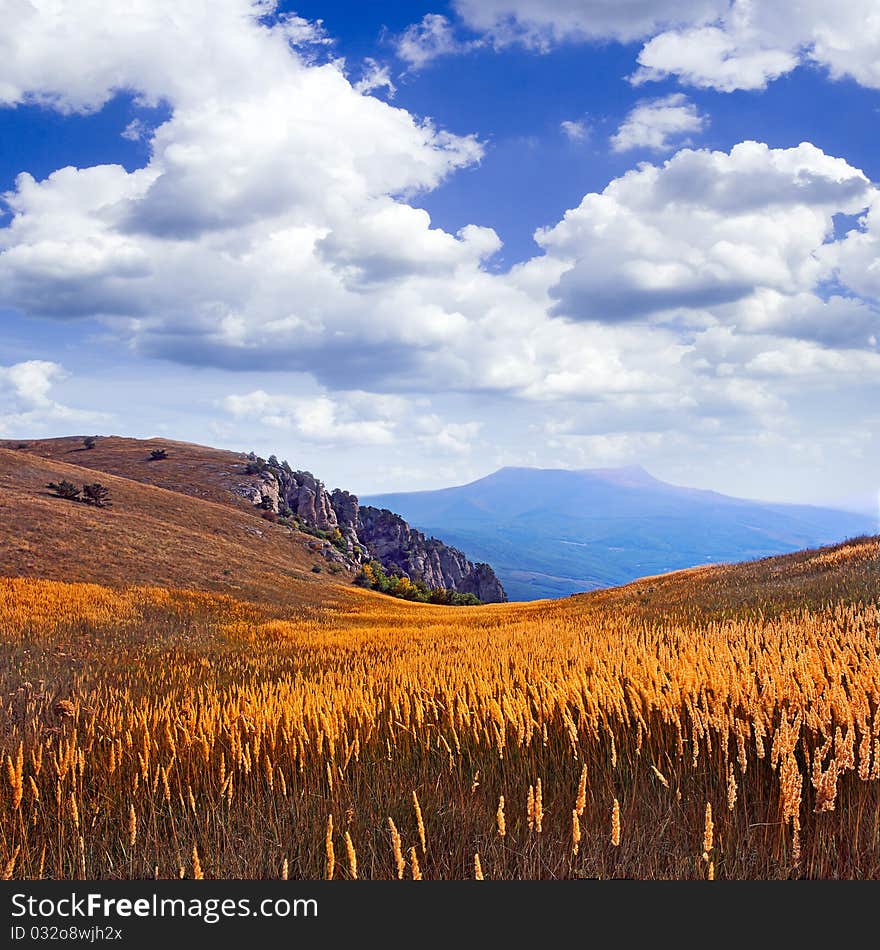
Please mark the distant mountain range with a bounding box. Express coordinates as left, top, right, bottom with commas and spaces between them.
362, 466, 879, 601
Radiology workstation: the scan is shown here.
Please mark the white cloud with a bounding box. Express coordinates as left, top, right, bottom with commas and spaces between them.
222, 389, 397, 446
354, 58, 396, 98
276, 13, 333, 50
394, 14, 479, 69
684, 325, 880, 385
543, 429, 670, 467
120, 119, 150, 142
535, 142, 875, 324
451, 0, 724, 47
0, 360, 107, 436
417, 416, 483, 454
611, 94, 706, 153
822, 195, 880, 305
729, 289, 880, 349
634, 1, 880, 91
560, 118, 590, 142
0, 1, 488, 383
632, 26, 798, 92
449, 0, 880, 92
743, 339, 880, 379
0, 1, 337, 113
2, 3, 880, 495
2, 360, 63, 405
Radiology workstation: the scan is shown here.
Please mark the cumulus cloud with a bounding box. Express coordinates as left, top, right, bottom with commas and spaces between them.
822, 195, 880, 306
560, 118, 590, 143
0, 360, 107, 436
394, 14, 479, 69
633, 1, 880, 91
0, 0, 338, 113
354, 58, 396, 98
0, 360, 65, 406
448, 0, 880, 92
632, 26, 798, 92
742, 339, 880, 379
2, 2, 879, 486
222, 389, 399, 446
0, 1, 490, 386
451, 0, 723, 47
729, 290, 880, 350
683, 325, 880, 387
416, 416, 483, 454
536, 142, 875, 323
611, 94, 706, 153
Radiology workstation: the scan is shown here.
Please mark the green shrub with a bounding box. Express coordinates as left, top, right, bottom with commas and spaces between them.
354, 560, 481, 606
82, 483, 112, 508
47, 480, 81, 501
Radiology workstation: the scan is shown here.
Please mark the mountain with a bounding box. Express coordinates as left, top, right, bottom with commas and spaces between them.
362, 466, 878, 601
0, 436, 505, 603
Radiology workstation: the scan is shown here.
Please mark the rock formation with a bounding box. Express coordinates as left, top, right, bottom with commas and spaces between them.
233, 456, 506, 603
356, 506, 506, 602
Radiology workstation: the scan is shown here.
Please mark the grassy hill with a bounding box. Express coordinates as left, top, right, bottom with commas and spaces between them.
1, 435, 276, 509
0, 438, 357, 608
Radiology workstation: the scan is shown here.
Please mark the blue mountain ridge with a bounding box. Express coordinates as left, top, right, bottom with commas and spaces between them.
361, 466, 878, 601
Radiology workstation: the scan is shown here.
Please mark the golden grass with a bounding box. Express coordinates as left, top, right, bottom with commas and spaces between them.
0, 436, 253, 510
0, 446, 357, 607
1, 536, 879, 880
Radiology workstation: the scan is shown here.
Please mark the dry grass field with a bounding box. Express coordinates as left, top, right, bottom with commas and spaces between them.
0, 442, 353, 607
1, 535, 878, 880
0, 436, 260, 510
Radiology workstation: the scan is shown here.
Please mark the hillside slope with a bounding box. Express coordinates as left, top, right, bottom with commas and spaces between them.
363, 466, 877, 600
0, 436, 505, 603
1, 435, 288, 509
0, 444, 356, 607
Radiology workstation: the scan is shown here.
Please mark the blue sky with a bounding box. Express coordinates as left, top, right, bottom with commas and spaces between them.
1, 1, 879, 511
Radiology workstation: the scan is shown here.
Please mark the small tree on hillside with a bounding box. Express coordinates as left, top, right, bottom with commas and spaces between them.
47, 481, 81, 501
82, 437, 96, 450
149, 449, 168, 461
82, 483, 112, 508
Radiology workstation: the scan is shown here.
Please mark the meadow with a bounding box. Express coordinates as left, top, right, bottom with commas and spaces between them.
1, 537, 879, 880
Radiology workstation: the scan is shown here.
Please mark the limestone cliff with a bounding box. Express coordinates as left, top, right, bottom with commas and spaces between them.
356, 505, 506, 602
233, 455, 506, 603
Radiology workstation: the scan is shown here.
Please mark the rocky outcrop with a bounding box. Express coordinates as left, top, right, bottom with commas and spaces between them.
287, 471, 337, 530
330, 489, 363, 557
233, 455, 506, 602
457, 562, 507, 604
356, 506, 507, 603
235, 467, 339, 529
